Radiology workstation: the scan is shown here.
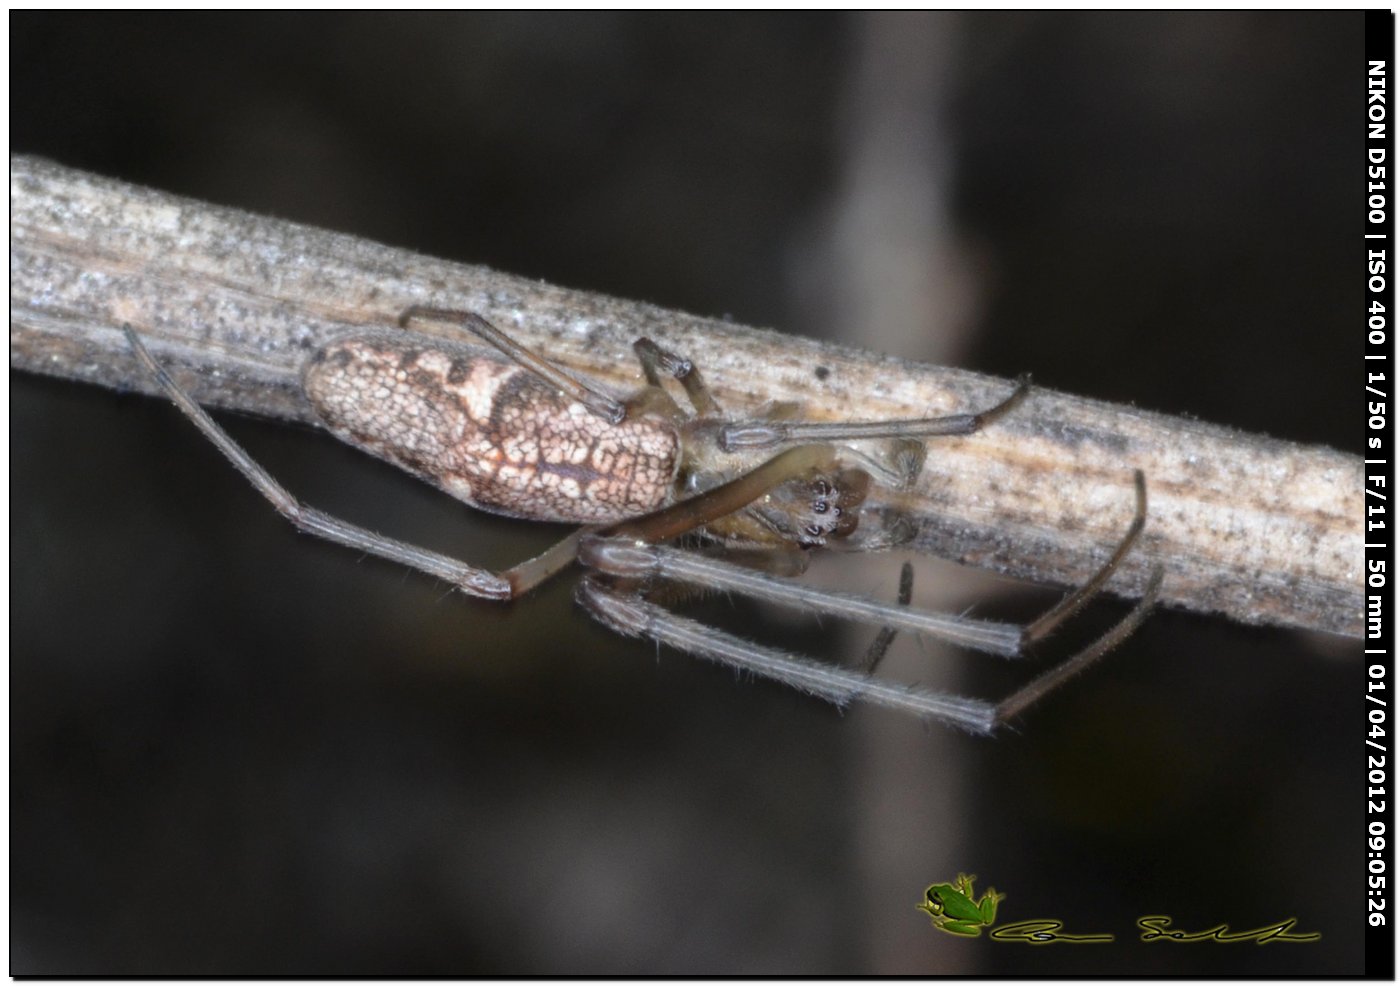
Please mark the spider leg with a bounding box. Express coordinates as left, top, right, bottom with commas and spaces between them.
578, 468, 1156, 727
580, 537, 1025, 655
606, 443, 844, 543
1022, 471, 1148, 645
398, 307, 627, 424
857, 560, 915, 675
635, 544, 810, 610
577, 575, 1001, 732
633, 337, 722, 417
123, 325, 578, 600
582, 471, 1150, 657
719, 374, 1031, 451
993, 566, 1164, 726
578, 567, 1164, 734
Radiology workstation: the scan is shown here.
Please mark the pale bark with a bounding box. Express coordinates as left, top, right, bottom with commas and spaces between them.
11, 155, 1362, 637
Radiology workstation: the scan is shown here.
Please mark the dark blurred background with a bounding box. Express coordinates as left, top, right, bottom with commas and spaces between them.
11, 12, 1362, 974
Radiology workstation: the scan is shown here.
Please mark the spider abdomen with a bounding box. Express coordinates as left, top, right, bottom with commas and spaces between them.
304, 333, 680, 523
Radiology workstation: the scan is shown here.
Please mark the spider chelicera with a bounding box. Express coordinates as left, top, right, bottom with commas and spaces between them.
123, 309, 1161, 734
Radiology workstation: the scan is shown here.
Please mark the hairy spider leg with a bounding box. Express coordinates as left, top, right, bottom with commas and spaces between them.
993, 566, 1165, 725
858, 560, 915, 675
398, 306, 627, 424
577, 577, 1002, 730
718, 374, 1032, 452
577, 472, 1160, 731
577, 570, 1161, 733
1023, 472, 1148, 645
122, 326, 579, 601
632, 337, 722, 417
582, 472, 1149, 658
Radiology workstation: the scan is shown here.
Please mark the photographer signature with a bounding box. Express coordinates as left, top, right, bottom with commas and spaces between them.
980, 915, 1319, 945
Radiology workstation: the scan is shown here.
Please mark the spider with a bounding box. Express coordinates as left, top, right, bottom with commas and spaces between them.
122, 310, 1162, 734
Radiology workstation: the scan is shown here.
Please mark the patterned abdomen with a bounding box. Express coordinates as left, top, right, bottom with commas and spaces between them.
303, 333, 680, 524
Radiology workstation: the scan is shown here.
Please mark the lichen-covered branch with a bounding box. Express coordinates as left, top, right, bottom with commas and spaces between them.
10, 155, 1362, 637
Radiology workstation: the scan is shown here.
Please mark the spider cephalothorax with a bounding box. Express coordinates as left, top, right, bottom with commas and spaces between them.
750, 467, 871, 547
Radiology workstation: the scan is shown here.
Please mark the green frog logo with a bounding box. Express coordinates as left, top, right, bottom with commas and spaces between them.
917, 874, 1004, 937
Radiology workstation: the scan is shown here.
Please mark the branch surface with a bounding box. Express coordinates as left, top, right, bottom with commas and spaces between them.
11, 155, 1363, 637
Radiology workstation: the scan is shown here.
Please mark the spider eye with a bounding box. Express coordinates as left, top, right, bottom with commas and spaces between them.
811, 500, 829, 514
803, 524, 824, 538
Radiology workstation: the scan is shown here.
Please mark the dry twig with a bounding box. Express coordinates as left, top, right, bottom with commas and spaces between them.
11, 155, 1362, 637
